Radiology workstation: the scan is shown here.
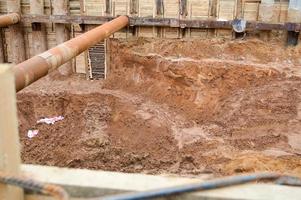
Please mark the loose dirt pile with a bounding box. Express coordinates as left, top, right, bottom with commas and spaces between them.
17, 38, 301, 177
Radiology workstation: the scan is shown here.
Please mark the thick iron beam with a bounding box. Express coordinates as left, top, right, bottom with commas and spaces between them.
21, 14, 301, 31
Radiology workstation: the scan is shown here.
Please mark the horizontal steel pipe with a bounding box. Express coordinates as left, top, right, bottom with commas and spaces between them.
13, 15, 129, 91
0, 13, 20, 27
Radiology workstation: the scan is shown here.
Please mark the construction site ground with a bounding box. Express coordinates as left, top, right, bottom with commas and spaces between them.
17, 38, 301, 178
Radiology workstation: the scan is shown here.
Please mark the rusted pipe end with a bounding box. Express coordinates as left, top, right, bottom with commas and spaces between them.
119, 15, 130, 25
0, 13, 20, 27
10, 13, 21, 24
120, 15, 130, 22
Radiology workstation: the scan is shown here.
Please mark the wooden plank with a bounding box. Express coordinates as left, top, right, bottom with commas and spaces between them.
79, 0, 85, 14
189, 28, 208, 38
22, 14, 114, 24
7, 0, 26, 64
243, 2, 259, 21
155, 0, 163, 37
105, 0, 111, 15
288, 8, 301, 23
180, 0, 187, 18
217, 0, 236, 38
138, 0, 155, 37
164, 0, 179, 18
258, 1, 276, 40
53, 0, 73, 75
155, 0, 163, 16
113, 0, 128, 16
75, 0, 88, 75
85, 0, 105, 16
0, 28, 5, 62
130, 0, 138, 15
279, 1, 289, 23
207, 0, 217, 37
236, 0, 243, 18
112, 0, 128, 38
105, 39, 110, 77
164, 2, 180, 39
21, 164, 301, 200
187, 0, 210, 38
163, 27, 180, 38
25, 195, 82, 200
259, 2, 274, 22
21, 164, 201, 196
163, 0, 180, 38
209, 0, 218, 18
69, 0, 81, 15
139, 0, 153, 17
287, 0, 300, 45
0, 65, 23, 200
193, 183, 301, 200
74, 32, 86, 74
23, 184, 301, 200
217, 0, 236, 20
188, 0, 210, 19
30, 0, 48, 56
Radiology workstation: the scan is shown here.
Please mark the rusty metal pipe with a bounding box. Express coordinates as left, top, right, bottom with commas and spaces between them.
0, 172, 69, 200
13, 15, 129, 91
0, 13, 20, 27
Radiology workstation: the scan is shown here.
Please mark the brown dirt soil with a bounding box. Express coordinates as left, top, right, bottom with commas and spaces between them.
17, 38, 301, 177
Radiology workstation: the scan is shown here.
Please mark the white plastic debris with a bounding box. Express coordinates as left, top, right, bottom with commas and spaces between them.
27, 130, 39, 138
37, 116, 64, 125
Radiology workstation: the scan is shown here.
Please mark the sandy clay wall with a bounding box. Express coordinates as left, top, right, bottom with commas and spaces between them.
16, 38, 301, 177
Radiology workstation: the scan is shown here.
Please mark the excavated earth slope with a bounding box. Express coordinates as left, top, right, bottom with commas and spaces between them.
17, 38, 301, 177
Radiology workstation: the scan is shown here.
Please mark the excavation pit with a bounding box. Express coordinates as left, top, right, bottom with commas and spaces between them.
17, 38, 301, 177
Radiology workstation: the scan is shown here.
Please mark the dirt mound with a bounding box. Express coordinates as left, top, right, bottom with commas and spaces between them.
17, 38, 301, 177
